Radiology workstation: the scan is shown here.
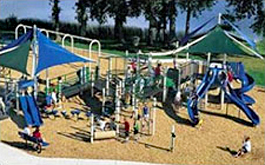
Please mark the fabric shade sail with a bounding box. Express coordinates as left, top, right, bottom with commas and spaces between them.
35, 30, 94, 75
187, 26, 250, 56
0, 31, 33, 74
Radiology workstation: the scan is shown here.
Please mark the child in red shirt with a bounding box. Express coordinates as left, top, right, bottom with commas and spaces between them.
131, 60, 137, 74
124, 118, 130, 142
155, 63, 162, 77
227, 70, 233, 82
33, 127, 42, 142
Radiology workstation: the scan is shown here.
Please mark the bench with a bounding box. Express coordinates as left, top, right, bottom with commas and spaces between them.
18, 132, 49, 153
93, 130, 116, 140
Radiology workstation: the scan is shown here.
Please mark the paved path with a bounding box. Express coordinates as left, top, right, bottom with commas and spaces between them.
0, 142, 159, 165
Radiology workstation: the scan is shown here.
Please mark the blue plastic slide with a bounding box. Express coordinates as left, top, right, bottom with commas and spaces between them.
26, 95, 43, 126
19, 96, 34, 126
187, 68, 219, 124
223, 83, 260, 125
187, 64, 260, 126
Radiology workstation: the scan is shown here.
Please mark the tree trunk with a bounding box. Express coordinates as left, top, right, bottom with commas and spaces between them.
148, 18, 156, 46
80, 22, 86, 36
55, 24, 60, 41
114, 16, 124, 41
80, 12, 87, 36
185, 5, 191, 36
162, 0, 167, 44
169, 0, 176, 40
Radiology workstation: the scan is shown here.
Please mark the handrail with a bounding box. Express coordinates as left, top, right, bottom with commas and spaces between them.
62, 34, 74, 52
15, 24, 27, 39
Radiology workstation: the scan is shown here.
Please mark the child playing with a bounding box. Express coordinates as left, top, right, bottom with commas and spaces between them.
234, 136, 251, 158
123, 118, 130, 143
133, 116, 140, 141
33, 127, 43, 142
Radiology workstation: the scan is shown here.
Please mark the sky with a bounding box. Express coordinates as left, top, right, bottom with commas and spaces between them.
0, 0, 261, 40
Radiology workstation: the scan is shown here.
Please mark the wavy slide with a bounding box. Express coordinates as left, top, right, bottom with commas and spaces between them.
222, 82, 260, 125
187, 68, 219, 124
187, 65, 260, 126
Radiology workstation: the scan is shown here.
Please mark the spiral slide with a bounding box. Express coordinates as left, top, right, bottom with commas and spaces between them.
187, 64, 260, 126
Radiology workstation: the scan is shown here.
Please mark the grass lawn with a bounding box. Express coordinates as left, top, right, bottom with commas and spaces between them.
227, 56, 265, 86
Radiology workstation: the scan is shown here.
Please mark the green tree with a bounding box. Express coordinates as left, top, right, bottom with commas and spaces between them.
49, 0, 61, 39
75, 0, 88, 36
85, 0, 142, 41
178, 0, 216, 35
225, 0, 265, 37
142, 0, 163, 45
251, 9, 265, 37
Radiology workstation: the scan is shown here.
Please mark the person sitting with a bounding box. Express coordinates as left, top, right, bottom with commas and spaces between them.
23, 126, 31, 136
33, 127, 43, 142
234, 136, 251, 158
45, 92, 53, 107
109, 116, 116, 131
98, 117, 107, 131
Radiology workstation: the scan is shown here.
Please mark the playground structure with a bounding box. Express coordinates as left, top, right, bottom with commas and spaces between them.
0, 14, 263, 160
2, 21, 260, 129
1, 24, 170, 145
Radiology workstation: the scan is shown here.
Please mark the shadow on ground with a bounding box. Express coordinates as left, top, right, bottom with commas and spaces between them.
57, 131, 90, 142
162, 91, 192, 127
199, 109, 253, 127
1, 140, 37, 152
216, 146, 237, 155
138, 141, 170, 152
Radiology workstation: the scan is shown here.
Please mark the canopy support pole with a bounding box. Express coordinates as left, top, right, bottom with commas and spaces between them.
148, 53, 153, 73
43, 32, 50, 95
218, 13, 222, 24
90, 113, 94, 144
32, 25, 38, 99
205, 52, 211, 109
102, 88, 106, 114
115, 84, 120, 135
221, 53, 227, 110
137, 52, 140, 78
152, 97, 157, 136
124, 50, 128, 80
186, 52, 190, 61
163, 67, 168, 102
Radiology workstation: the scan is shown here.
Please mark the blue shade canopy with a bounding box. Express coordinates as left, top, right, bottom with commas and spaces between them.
180, 17, 215, 46
35, 31, 94, 74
